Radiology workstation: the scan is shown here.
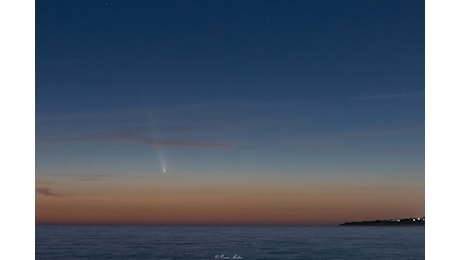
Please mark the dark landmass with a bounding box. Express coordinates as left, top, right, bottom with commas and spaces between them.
340, 217, 425, 226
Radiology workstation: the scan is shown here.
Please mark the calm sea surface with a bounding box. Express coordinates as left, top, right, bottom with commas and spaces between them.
36, 225, 424, 259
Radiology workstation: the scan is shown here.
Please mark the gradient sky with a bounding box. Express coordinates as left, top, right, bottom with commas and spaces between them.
36, 0, 424, 225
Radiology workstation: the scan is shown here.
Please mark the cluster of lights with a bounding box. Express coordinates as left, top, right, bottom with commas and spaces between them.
393, 217, 424, 222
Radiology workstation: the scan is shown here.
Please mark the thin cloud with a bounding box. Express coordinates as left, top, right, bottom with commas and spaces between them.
72, 174, 108, 182
292, 125, 423, 150
37, 128, 232, 149
36, 187, 65, 197
354, 92, 424, 100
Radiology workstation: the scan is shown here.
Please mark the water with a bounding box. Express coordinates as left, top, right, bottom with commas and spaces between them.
36, 225, 424, 259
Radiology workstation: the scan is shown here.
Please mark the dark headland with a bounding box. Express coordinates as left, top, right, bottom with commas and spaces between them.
340, 217, 425, 226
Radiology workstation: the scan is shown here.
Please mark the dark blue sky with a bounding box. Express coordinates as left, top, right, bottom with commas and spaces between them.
36, 0, 424, 189
37, 0, 423, 112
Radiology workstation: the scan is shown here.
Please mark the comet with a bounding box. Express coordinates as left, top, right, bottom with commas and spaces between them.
158, 151, 167, 174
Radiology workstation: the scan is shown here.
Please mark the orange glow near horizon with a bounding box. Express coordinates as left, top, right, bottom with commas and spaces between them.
36, 175, 424, 225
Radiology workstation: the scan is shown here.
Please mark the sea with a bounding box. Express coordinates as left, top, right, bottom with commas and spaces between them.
36, 225, 424, 259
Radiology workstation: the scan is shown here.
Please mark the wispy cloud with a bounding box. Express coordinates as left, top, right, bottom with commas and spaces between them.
36, 187, 65, 197
354, 92, 424, 100
37, 128, 232, 149
72, 174, 108, 182
292, 125, 424, 154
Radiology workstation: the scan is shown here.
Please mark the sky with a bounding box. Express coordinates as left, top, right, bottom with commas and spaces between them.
36, 0, 424, 225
